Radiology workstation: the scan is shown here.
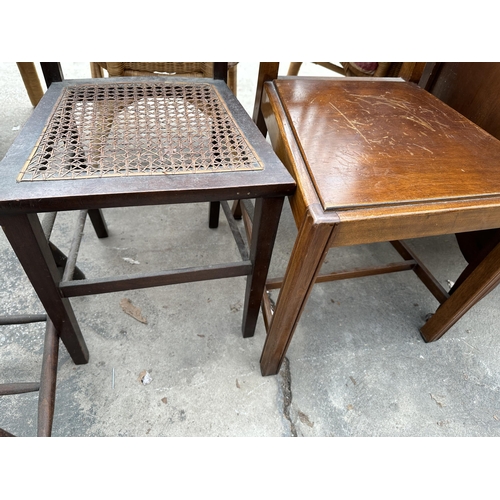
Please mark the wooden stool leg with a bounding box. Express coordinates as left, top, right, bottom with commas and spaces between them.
88, 208, 109, 238
2, 214, 89, 365
48, 242, 85, 280
37, 319, 59, 437
208, 201, 220, 228
420, 239, 500, 342
242, 196, 285, 338
231, 200, 243, 220
260, 209, 335, 376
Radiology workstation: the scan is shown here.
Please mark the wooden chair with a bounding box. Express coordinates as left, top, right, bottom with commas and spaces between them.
420, 63, 500, 290
288, 62, 425, 83
90, 62, 239, 96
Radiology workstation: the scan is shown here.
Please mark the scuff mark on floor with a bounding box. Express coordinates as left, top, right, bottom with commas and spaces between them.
278, 357, 297, 437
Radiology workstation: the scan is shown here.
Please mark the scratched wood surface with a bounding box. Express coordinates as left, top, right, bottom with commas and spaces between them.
275, 78, 500, 211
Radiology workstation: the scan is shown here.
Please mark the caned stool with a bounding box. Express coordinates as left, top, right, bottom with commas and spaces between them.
0, 69, 295, 377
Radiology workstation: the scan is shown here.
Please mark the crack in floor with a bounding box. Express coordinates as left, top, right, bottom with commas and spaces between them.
279, 356, 297, 437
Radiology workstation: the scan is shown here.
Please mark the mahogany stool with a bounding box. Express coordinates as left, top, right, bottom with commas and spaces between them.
259, 76, 500, 375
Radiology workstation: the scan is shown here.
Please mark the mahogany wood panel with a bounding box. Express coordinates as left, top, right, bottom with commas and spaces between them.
274, 78, 500, 211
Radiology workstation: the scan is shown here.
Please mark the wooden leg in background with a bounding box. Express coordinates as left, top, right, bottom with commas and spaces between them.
88, 209, 109, 238
421, 239, 500, 342
16, 62, 44, 107
208, 201, 220, 228
1, 214, 89, 365
253, 63, 280, 136
231, 200, 243, 220
49, 242, 86, 280
260, 209, 335, 376
287, 63, 303, 76
37, 319, 59, 437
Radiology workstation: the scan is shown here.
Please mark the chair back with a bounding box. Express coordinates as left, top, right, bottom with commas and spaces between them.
419, 62, 500, 267
420, 62, 500, 140
89, 62, 236, 94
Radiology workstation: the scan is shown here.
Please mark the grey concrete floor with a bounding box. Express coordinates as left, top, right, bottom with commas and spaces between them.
1, 62, 500, 439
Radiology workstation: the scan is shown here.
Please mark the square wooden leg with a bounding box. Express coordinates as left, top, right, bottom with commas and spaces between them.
259, 208, 335, 376
242, 196, 285, 338
421, 239, 500, 342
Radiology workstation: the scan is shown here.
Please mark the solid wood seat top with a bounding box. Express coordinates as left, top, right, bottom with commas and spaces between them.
274, 78, 500, 212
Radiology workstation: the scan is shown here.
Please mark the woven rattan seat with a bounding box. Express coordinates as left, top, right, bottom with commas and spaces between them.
19, 81, 262, 181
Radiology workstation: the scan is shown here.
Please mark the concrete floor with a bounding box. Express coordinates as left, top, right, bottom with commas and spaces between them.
1, 62, 500, 439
